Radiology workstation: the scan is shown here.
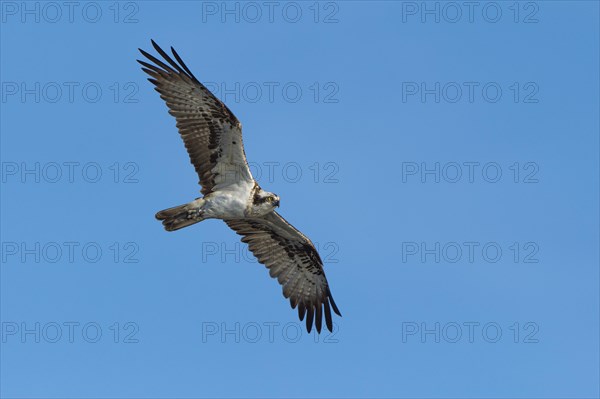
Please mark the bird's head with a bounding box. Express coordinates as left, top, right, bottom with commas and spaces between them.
251, 189, 280, 216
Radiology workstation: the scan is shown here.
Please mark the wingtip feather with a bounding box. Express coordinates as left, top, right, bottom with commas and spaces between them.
315, 304, 323, 334
298, 302, 306, 321
327, 287, 342, 317
324, 298, 333, 332
306, 307, 314, 333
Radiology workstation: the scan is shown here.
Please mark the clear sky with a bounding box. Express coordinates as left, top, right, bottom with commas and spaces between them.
1, 1, 598, 398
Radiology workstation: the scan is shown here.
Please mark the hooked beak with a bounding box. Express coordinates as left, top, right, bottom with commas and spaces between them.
274, 200, 280, 207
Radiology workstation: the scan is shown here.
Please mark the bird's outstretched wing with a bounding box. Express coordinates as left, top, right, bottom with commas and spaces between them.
138, 40, 253, 195
224, 211, 341, 333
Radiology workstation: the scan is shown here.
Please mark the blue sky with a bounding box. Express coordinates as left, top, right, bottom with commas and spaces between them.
1, 1, 598, 398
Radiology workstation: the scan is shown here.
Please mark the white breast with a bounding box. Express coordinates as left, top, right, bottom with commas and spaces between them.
203, 180, 254, 219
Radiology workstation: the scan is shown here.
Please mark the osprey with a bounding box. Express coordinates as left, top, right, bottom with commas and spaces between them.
138, 41, 341, 333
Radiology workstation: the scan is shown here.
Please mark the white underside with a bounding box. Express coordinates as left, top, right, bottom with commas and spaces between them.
199, 179, 255, 219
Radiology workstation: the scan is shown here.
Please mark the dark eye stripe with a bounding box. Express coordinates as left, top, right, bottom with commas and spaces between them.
252, 195, 273, 205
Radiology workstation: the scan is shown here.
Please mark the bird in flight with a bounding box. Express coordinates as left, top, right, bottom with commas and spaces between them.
138, 40, 341, 333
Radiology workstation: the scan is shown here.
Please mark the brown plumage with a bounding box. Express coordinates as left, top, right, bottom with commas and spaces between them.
139, 41, 341, 333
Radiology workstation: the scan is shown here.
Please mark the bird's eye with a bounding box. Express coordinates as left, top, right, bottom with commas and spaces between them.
266, 196, 273, 203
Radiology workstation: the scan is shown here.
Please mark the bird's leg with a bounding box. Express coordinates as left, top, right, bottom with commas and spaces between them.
187, 198, 206, 220
186, 208, 204, 220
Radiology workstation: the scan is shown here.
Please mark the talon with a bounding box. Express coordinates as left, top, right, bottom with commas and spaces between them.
186, 209, 203, 219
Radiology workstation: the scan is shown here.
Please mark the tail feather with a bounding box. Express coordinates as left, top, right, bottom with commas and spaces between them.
155, 202, 204, 231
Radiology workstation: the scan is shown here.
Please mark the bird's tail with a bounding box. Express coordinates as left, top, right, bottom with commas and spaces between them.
155, 200, 205, 231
